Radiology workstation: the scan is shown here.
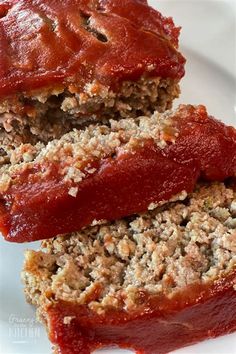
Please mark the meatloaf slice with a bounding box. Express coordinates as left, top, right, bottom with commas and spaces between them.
22, 181, 236, 354
0, 104, 236, 243
0, 0, 184, 147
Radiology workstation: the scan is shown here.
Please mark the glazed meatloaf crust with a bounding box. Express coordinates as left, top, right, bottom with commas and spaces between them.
0, 0, 185, 148
22, 181, 236, 354
1, 105, 236, 243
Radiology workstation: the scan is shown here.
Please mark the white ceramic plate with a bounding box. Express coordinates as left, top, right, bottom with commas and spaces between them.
0, 1, 236, 353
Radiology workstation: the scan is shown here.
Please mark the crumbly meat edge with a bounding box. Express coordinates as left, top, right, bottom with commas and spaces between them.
0, 104, 181, 193
0, 77, 180, 148
22, 181, 236, 315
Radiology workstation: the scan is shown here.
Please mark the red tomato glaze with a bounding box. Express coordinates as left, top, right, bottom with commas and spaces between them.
46, 270, 236, 354
0, 0, 185, 97
0, 105, 236, 243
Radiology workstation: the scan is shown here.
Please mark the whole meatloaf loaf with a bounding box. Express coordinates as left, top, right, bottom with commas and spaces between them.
1, 105, 236, 243
0, 0, 185, 148
22, 180, 236, 354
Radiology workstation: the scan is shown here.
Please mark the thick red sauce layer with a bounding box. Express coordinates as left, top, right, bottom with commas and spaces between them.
0, 106, 236, 242
47, 270, 236, 354
0, 0, 185, 97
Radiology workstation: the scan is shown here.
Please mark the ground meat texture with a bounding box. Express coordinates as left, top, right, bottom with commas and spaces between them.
0, 78, 180, 148
22, 182, 236, 311
0, 104, 236, 243
22, 181, 236, 354
0, 0, 185, 148
0, 105, 182, 183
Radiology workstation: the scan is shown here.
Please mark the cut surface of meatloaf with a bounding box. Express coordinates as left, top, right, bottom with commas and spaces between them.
22, 181, 236, 354
0, 104, 236, 243
0, 0, 185, 147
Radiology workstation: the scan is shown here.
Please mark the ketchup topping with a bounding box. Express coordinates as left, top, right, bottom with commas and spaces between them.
46, 270, 236, 354
0, 105, 236, 243
0, 0, 185, 97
